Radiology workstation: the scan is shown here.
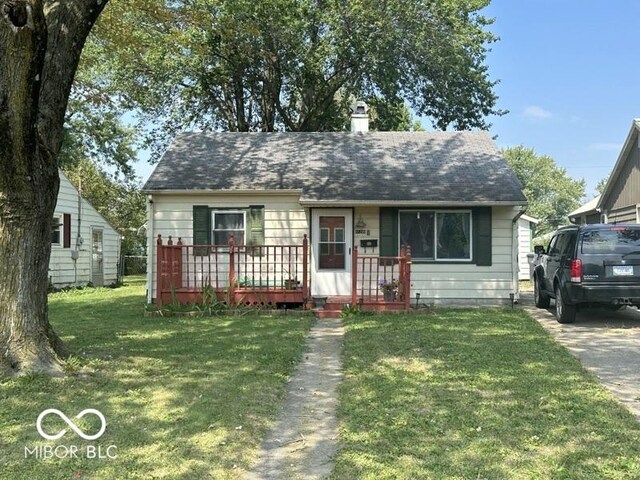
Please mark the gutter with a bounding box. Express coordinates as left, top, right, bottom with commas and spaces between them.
299, 200, 528, 207
511, 207, 528, 303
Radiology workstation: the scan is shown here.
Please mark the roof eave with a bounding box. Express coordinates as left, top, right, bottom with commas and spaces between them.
299, 199, 527, 207
144, 188, 304, 196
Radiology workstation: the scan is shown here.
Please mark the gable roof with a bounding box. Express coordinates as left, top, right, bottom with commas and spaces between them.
144, 131, 526, 205
597, 119, 640, 210
58, 170, 119, 235
569, 195, 600, 219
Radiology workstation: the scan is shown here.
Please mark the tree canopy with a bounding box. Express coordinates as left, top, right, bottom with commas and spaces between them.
503, 146, 586, 236
82, 0, 502, 157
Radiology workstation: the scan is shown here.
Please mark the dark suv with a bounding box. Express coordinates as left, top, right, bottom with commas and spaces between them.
532, 224, 640, 323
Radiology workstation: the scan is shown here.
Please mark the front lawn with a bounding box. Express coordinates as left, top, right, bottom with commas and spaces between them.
334, 309, 640, 479
0, 276, 312, 479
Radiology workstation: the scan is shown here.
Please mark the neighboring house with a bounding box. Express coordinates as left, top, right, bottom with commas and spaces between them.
570, 119, 640, 225
597, 119, 640, 224
50, 171, 121, 287
143, 109, 527, 306
568, 195, 602, 225
517, 214, 538, 280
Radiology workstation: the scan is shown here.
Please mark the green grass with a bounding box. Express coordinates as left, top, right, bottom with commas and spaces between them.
0, 275, 312, 479
333, 310, 640, 479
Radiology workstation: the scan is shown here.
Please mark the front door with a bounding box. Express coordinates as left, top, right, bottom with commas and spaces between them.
91, 228, 104, 287
311, 209, 352, 296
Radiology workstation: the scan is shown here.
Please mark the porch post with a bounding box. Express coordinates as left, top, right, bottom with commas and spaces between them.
302, 234, 309, 303
228, 235, 236, 304
156, 234, 163, 307
404, 245, 412, 311
351, 246, 358, 306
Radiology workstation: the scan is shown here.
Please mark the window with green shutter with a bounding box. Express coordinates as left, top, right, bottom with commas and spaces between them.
246, 205, 265, 256
192, 205, 265, 256
193, 205, 211, 256
379, 208, 399, 257
473, 207, 492, 266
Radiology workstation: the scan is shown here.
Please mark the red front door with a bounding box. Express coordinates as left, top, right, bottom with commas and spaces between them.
319, 216, 346, 270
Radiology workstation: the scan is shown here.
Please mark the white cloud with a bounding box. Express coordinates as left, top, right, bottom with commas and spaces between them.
588, 142, 621, 152
522, 105, 553, 119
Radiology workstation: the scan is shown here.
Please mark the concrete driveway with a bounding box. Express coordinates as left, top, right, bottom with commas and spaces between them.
523, 299, 640, 421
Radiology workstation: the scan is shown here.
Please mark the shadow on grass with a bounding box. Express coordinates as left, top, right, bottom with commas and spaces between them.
0, 284, 312, 480
333, 309, 640, 479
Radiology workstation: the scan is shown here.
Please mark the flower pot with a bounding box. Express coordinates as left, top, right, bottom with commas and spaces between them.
384, 291, 396, 302
313, 296, 328, 309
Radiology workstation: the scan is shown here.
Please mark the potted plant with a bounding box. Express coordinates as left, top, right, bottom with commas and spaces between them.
379, 278, 399, 302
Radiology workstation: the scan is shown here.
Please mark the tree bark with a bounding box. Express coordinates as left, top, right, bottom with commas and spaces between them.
0, 0, 108, 376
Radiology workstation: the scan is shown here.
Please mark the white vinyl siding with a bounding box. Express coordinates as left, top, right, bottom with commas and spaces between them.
148, 197, 517, 305
49, 172, 121, 287
517, 217, 534, 280
395, 206, 515, 304
147, 193, 309, 301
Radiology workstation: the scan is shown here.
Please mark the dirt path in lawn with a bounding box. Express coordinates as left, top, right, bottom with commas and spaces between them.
246, 316, 344, 480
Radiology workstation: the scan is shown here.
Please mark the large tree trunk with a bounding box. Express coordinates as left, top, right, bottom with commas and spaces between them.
0, 157, 67, 375
0, 0, 108, 376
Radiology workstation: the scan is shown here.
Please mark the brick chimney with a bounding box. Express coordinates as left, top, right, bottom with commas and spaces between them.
350, 100, 370, 132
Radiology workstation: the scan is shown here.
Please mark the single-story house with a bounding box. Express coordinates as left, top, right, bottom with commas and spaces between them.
143, 110, 527, 307
50, 170, 121, 287
517, 214, 538, 280
570, 119, 640, 225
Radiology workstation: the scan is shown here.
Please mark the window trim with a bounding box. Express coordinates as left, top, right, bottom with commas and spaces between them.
211, 210, 246, 246
398, 209, 473, 262
51, 215, 62, 246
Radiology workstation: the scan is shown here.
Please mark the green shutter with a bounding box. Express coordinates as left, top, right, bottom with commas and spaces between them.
193, 205, 211, 256
474, 207, 492, 266
379, 208, 399, 257
247, 205, 265, 256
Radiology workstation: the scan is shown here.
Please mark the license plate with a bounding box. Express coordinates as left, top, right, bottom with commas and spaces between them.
612, 265, 634, 276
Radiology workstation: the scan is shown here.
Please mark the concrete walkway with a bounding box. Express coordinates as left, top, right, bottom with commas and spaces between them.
523, 300, 640, 421
246, 317, 344, 480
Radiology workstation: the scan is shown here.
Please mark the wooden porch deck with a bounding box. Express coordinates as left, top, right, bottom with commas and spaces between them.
155, 235, 412, 314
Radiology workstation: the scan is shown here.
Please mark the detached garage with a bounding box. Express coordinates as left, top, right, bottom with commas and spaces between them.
49, 171, 121, 287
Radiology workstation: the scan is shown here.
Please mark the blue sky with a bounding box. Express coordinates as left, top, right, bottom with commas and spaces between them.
133, 1, 639, 199
483, 0, 640, 198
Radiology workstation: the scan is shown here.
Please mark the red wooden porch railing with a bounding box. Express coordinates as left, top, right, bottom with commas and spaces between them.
351, 245, 412, 310
156, 234, 309, 307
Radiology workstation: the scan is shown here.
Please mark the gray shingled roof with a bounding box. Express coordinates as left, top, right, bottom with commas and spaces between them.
143, 131, 526, 204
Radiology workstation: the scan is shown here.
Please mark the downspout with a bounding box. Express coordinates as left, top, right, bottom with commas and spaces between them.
511, 207, 527, 303
146, 195, 154, 304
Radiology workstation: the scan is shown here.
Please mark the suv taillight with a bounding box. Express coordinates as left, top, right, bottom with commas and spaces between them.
570, 259, 582, 283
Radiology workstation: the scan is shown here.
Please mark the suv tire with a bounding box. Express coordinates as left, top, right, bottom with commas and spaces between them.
534, 275, 550, 308
555, 284, 576, 324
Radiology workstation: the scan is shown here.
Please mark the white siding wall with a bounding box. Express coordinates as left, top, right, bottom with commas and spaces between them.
147, 193, 308, 301
148, 197, 517, 305
410, 206, 516, 305
49, 172, 121, 287
517, 218, 533, 280
353, 207, 380, 255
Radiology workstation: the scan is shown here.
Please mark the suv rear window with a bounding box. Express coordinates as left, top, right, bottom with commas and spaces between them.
580, 227, 640, 254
